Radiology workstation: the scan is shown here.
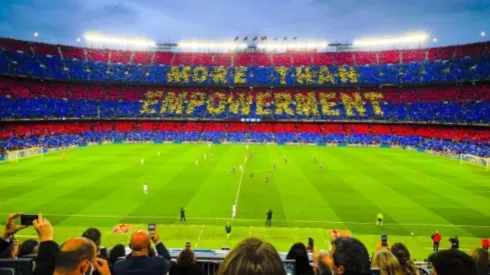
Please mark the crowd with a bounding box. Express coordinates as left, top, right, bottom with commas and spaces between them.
1, 38, 490, 85
0, 213, 488, 275
1, 122, 489, 157
1, 79, 490, 123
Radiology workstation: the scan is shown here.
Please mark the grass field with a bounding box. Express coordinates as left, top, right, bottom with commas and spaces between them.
0, 144, 489, 259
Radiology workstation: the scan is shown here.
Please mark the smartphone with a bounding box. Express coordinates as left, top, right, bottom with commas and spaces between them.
381, 234, 388, 247
185, 242, 191, 249
148, 223, 156, 235
307, 237, 314, 252
20, 214, 38, 226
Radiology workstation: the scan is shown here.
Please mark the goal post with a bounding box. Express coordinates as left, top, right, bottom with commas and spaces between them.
6, 147, 44, 162
460, 154, 490, 171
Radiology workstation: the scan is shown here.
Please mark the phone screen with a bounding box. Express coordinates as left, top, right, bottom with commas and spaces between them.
20, 214, 38, 226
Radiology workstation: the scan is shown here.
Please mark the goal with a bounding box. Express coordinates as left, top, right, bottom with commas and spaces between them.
460, 154, 490, 171
6, 147, 44, 162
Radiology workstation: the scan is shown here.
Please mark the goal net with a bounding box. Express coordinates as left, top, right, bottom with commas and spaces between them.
460, 154, 490, 171
6, 147, 44, 162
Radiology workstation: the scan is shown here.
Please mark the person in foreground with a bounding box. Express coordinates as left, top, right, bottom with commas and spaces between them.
390, 243, 419, 275
371, 249, 404, 275
469, 248, 489, 275
429, 249, 476, 275
53, 237, 110, 275
329, 237, 371, 275
112, 230, 171, 275
286, 242, 313, 275
217, 238, 285, 275
169, 248, 202, 275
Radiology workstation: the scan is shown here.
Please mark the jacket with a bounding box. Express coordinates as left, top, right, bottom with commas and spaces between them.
169, 263, 202, 275
33, 240, 60, 275
112, 242, 171, 275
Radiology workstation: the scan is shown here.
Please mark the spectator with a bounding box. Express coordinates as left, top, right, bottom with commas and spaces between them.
18, 239, 39, 258
112, 230, 171, 275
431, 231, 442, 252
53, 237, 110, 275
217, 238, 285, 275
449, 236, 459, 250
330, 237, 371, 275
169, 248, 202, 275
429, 249, 476, 275
0, 213, 27, 257
482, 237, 489, 251
82, 228, 108, 259
371, 249, 405, 275
0, 237, 19, 258
469, 248, 489, 275
286, 242, 313, 275
390, 243, 419, 275
108, 244, 126, 270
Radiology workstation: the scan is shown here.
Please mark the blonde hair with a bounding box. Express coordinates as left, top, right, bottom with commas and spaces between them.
372, 250, 405, 275
217, 238, 285, 275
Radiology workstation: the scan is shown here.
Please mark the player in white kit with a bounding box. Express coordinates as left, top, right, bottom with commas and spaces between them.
195, 160, 199, 166
239, 164, 243, 172
143, 183, 148, 195
141, 158, 144, 166
232, 204, 237, 219
157, 152, 160, 157
204, 153, 207, 160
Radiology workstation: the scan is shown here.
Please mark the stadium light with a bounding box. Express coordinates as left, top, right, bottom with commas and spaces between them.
83, 32, 156, 48
481, 31, 486, 37
257, 41, 328, 51
433, 37, 438, 43
76, 37, 81, 43
353, 32, 429, 47
33, 32, 39, 38
177, 41, 247, 50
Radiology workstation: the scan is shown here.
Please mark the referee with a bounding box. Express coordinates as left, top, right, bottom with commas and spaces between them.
266, 209, 273, 226
180, 207, 186, 223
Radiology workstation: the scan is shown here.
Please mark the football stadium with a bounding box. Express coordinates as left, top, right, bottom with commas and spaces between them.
1, 2, 490, 275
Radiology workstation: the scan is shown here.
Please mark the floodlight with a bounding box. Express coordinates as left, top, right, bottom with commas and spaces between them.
353, 32, 429, 47
481, 31, 486, 37
84, 32, 156, 48
33, 32, 39, 38
177, 41, 247, 49
76, 37, 81, 43
433, 37, 438, 43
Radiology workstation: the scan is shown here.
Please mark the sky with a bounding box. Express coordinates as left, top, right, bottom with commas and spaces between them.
0, 0, 489, 47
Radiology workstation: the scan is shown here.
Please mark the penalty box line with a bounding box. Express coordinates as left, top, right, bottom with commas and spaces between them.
5, 212, 489, 229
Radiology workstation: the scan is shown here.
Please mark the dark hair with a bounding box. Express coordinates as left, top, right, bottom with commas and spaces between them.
18, 239, 39, 258
177, 248, 195, 267
108, 244, 126, 266
286, 243, 312, 275
218, 238, 285, 275
0, 238, 16, 258
469, 248, 489, 275
82, 228, 102, 247
429, 249, 476, 275
331, 237, 371, 275
390, 243, 417, 275
56, 239, 96, 271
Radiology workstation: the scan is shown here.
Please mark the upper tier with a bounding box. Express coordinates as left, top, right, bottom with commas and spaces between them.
1, 38, 490, 86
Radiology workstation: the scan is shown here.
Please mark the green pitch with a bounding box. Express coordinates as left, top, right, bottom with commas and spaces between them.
1, 144, 489, 260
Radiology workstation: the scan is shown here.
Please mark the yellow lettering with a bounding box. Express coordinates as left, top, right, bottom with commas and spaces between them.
318, 92, 339, 116
274, 92, 294, 115
296, 67, 313, 84
160, 91, 186, 115
318, 66, 335, 84
212, 67, 228, 84
256, 92, 273, 115
341, 92, 366, 116
295, 92, 319, 116
229, 92, 252, 115
234, 67, 247, 84
338, 66, 358, 84
207, 92, 227, 115
186, 92, 207, 114
363, 92, 384, 116
140, 91, 163, 114
192, 66, 208, 83
167, 66, 191, 83
275, 67, 289, 84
